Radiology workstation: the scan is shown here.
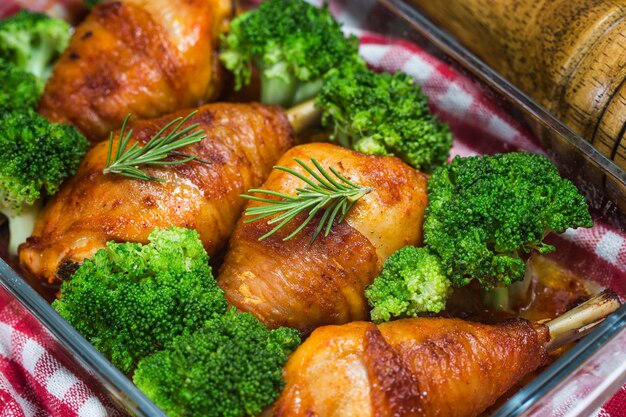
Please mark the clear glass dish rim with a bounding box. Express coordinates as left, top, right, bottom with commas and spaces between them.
2, 261, 625, 417
493, 303, 626, 417
0, 260, 167, 416
0, 1, 623, 416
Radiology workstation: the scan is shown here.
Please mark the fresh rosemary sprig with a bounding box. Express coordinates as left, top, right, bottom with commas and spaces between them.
103, 111, 208, 182
242, 158, 372, 243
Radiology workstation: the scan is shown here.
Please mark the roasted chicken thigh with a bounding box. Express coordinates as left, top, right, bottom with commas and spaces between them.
38, 0, 233, 141
19, 102, 294, 283
218, 143, 429, 333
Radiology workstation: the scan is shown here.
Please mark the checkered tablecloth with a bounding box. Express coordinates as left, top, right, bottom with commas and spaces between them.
1, 0, 625, 416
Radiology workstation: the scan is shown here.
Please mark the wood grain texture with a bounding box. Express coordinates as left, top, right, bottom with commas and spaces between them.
411, 0, 626, 168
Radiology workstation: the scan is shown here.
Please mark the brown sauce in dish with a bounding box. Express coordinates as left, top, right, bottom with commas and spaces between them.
445, 254, 591, 324
519, 255, 592, 322
448, 254, 594, 415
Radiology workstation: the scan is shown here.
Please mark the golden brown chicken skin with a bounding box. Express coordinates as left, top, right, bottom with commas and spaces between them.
19, 102, 294, 284
270, 318, 549, 417
217, 143, 429, 333
38, 0, 232, 141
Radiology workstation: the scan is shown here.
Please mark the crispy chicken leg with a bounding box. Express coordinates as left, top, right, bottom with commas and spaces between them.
217, 143, 429, 333
272, 319, 547, 417
270, 291, 621, 417
19, 103, 294, 284
38, 0, 233, 141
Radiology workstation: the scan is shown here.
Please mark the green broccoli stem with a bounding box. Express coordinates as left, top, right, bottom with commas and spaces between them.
508, 267, 533, 303
1, 200, 41, 255
261, 72, 298, 107
286, 98, 322, 136
484, 266, 534, 312
485, 286, 511, 312
544, 289, 621, 351
292, 78, 324, 105
26, 47, 53, 83
259, 66, 324, 107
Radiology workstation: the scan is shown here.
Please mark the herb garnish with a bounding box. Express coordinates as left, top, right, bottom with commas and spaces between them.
103, 111, 207, 182
242, 158, 372, 243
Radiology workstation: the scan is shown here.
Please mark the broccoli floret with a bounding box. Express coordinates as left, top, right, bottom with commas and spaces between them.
0, 110, 88, 253
365, 246, 451, 323
220, 0, 363, 107
317, 65, 452, 172
53, 227, 229, 373
133, 309, 300, 417
0, 61, 40, 110
424, 153, 593, 290
0, 10, 71, 86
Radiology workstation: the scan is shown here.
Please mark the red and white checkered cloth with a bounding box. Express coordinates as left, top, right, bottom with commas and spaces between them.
1, 0, 625, 416
0, 289, 126, 416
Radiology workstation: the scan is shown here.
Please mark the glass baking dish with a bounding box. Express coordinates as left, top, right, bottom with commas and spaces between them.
1, 0, 625, 416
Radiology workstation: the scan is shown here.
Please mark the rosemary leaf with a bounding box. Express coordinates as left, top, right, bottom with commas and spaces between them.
242, 158, 372, 243
103, 111, 208, 182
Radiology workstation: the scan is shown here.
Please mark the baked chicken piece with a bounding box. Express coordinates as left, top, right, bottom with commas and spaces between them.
270, 288, 622, 417
19, 102, 294, 284
271, 318, 548, 417
37, 0, 233, 141
217, 143, 429, 333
